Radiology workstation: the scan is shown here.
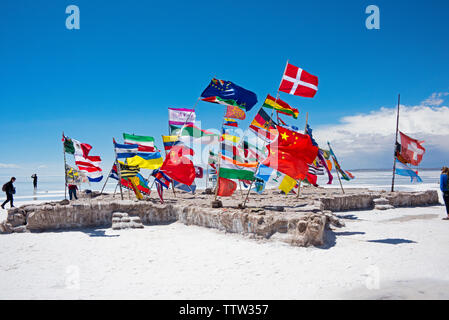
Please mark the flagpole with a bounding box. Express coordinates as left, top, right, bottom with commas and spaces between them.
391, 94, 400, 192
296, 112, 309, 199
100, 166, 112, 195
333, 157, 345, 194
113, 139, 124, 200
62, 132, 68, 200
214, 107, 228, 203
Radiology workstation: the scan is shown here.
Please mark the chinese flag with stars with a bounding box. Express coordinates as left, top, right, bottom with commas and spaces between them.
160, 145, 196, 186
262, 126, 318, 180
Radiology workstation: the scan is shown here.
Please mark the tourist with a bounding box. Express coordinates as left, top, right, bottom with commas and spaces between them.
441, 167, 449, 220
68, 184, 78, 200
1, 177, 16, 209
31, 174, 38, 189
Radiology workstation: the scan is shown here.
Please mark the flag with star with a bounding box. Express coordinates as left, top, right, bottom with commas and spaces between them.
262, 126, 318, 180
201, 78, 258, 112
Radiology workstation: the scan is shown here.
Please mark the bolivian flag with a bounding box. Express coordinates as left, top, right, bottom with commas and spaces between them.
262, 94, 299, 119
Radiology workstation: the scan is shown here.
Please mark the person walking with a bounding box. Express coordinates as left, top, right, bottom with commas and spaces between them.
1, 177, 16, 209
68, 184, 78, 200
441, 167, 449, 220
31, 174, 38, 189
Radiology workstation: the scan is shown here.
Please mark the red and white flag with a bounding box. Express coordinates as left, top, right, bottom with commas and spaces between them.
279, 62, 318, 98
399, 132, 425, 166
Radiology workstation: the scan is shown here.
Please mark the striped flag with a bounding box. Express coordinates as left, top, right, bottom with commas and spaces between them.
262, 94, 299, 119
64, 135, 103, 182
219, 159, 256, 181
224, 118, 238, 127
118, 162, 140, 178
114, 141, 139, 158
249, 108, 278, 142
123, 133, 156, 151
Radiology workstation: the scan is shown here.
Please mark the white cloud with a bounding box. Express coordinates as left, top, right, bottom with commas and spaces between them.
0, 163, 20, 169
313, 92, 449, 169
421, 92, 449, 107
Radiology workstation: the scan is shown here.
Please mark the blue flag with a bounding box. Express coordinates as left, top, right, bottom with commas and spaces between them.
395, 160, 423, 183
201, 78, 258, 112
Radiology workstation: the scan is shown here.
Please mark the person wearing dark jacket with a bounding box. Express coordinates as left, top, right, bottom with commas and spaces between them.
441, 167, 449, 220
1, 177, 16, 209
31, 174, 38, 189
68, 184, 78, 200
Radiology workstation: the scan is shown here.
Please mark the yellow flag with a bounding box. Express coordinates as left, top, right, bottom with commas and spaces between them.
278, 175, 297, 194
126, 155, 163, 170
128, 176, 143, 200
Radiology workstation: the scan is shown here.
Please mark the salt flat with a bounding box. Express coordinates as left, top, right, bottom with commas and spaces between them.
1, 202, 448, 299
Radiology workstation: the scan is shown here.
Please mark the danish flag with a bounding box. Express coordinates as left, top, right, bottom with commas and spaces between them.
279, 62, 318, 98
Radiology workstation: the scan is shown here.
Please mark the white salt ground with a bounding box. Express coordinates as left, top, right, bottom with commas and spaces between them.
1, 200, 449, 300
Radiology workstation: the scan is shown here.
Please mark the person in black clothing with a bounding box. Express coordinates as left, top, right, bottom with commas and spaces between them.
2, 177, 16, 209
31, 174, 38, 189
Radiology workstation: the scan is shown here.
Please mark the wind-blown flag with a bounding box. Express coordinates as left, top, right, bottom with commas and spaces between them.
395, 160, 423, 183
123, 133, 156, 151
168, 108, 196, 126
171, 124, 220, 145
115, 141, 139, 158
114, 139, 162, 169
173, 180, 197, 194
126, 153, 163, 170
262, 94, 299, 119
249, 108, 278, 141
162, 135, 181, 151
217, 177, 237, 197
279, 62, 318, 98
63, 135, 103, 182
225, 105, 246, 120
160, 145, 196, 186
327, 142, 354, 181
224, 118, 238, 127
241, 138, 267, 162
278, 174, 297, 194
218, 157, 256, 181
262, 126, 318, 180
208, 151, 218, 169
201, 78, 258, 112
152, 170, 171, 189
398, 132, 426, 166
118, 162, 140, 178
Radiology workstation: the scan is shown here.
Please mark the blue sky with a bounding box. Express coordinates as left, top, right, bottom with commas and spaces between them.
1, 0, 448, 176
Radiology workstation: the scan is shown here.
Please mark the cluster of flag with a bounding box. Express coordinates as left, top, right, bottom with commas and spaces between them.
63, 134, 103, 183
61, 61, 377, 202
394, 131, 426, 182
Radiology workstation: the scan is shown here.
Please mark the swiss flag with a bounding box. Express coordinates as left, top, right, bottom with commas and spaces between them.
399, 132, 425, 166
279, 63, 318, 98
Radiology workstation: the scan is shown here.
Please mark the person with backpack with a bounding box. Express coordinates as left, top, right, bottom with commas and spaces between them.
441, 167, 449, 220
2, 177, 16, 209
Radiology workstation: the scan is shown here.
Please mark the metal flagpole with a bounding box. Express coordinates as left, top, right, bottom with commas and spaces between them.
391, 94, 401, 192
113, 139, 124, 200
62, 132, 68, 200
333, 157, 345, 194
100, 166, 112, 195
